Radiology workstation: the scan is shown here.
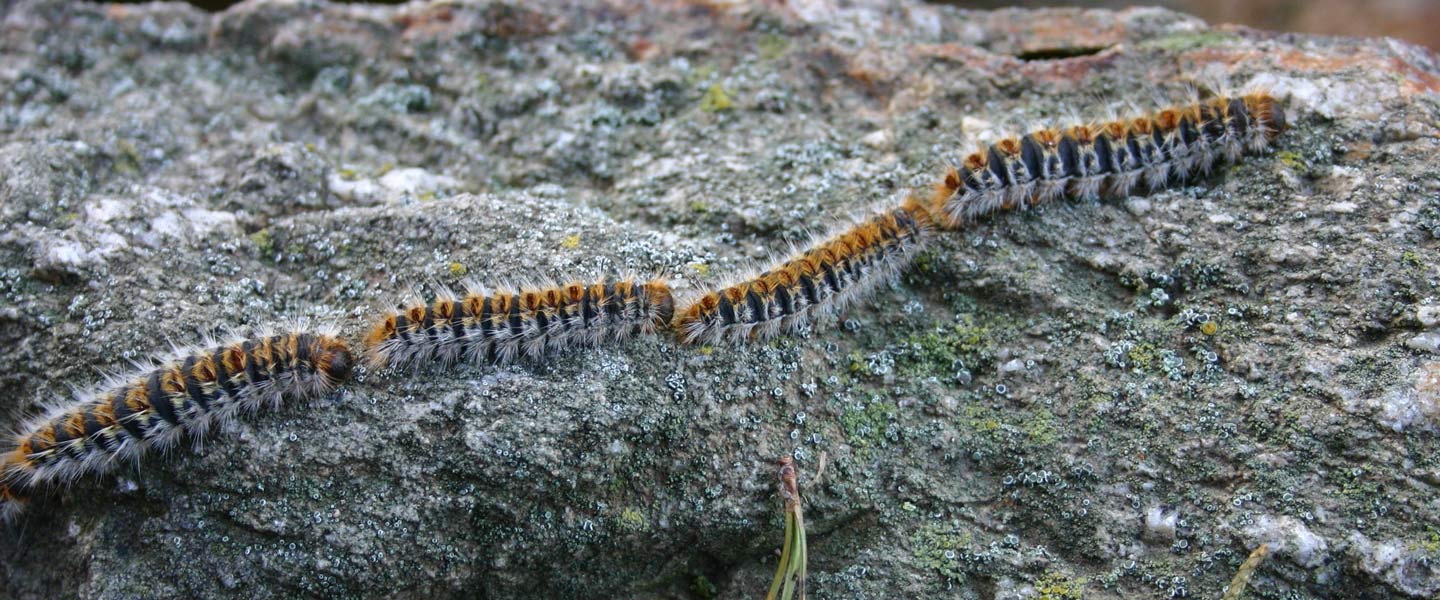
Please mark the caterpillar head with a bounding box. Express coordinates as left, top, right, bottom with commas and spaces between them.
1243, 92, 1287, 139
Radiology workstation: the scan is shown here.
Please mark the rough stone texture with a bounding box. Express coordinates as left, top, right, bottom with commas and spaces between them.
2, 0, 1439, 598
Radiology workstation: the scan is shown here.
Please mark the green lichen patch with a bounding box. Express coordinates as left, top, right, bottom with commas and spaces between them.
1139, 31, 1238, 52
839, 396, 899, 449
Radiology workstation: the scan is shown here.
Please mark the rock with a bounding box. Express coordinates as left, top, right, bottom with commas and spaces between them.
225, 143, 338, 219
1244, 515, 1330, 569
1142, 503, 1178, 542
1406, 331, 1440, 353
377, 167, 462, 199
1, 0, 1439, 598
1348, 533, 1440, 598
859, 129, 893, 150
1418, 305, 1440, 328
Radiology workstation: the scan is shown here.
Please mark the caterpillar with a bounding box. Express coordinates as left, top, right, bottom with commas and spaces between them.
0, 481, 25, 523
363, 276, 675, 369
0, 329, 353, 521
931, 92, 1287, 226
673, 197, 932, 345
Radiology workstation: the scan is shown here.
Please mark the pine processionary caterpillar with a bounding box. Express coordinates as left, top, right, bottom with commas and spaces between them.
363, 277, 675, 369
931, 92, 1287, 226
673, 197, 932, 345
0, 329, 353, 521
0, 87, 1292, 525
0, 481, 25, 523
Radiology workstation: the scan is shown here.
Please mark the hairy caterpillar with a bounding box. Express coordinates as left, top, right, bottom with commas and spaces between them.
931, 92, 1287, 226
673, 197, 932, 344
0, 482, 25, 523
0, 329, 353, 521
363, 276, 675, 369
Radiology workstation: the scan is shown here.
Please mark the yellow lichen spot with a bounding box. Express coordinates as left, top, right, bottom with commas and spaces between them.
691, 263, 710, 276
249, 229, 275, 255
375, 162, 395, 177
698, 346, 714, 356
338, 167, 359, 180
448, 262, 468, 277
700, 83, 734, 112
560, 234, 581, 249
1035, 573, 1086, 600
618, 506, 648, 531
1200, 320, 1219, 336
114, 139, 141, 174
1127, 343, 1157, 369
757, 33, 788, 61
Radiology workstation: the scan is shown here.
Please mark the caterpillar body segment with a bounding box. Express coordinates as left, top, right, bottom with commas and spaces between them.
364, 277, 675, 369
674, 198, 933, 345
933, 92, 1287, 226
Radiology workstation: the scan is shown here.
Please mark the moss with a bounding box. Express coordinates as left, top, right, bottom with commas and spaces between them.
847, 351, 871, 377
968, 412, 1002, 434
699, 83, 734, 112
250, 229, 275, 256
1333, 465, 1382, 501
1401, 250, 1424, 269
691, 574, 717, 599
839, 397, 898, 448
911, 523, 975, 581
1276, 150, 1305, 169
1034, 572, 1086, 600
617, 506, 649, 532
1126, 342, 1157, 371
1023, 409, 1059, 446
685, 63, 718, 87
1416, 528, 1440, 556
907, 249, 937, 276
114, 139, 142, 175
895, 315, 997, 381
756, 33, 789, 61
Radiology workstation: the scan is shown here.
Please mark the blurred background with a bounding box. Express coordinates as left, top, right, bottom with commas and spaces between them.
956, 0, 1440, 50
96, 0, 1440, 51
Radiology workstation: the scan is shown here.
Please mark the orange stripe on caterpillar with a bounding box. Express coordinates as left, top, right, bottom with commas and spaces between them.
933, 92, 1287, 226
673, 197, 932, 344
364, 276, 674, 369
0, 329, 351, 521
0, 480, 25, 523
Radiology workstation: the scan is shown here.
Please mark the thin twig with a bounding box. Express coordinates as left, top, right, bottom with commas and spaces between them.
1222, 544, 1269, 600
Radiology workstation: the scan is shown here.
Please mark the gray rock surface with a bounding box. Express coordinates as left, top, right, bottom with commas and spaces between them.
2, 0, 1439, 598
